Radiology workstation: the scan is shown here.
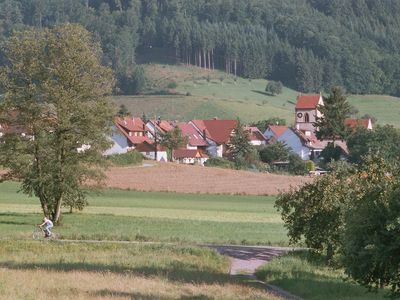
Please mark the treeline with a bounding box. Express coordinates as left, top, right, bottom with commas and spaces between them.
1, 0, 400, 95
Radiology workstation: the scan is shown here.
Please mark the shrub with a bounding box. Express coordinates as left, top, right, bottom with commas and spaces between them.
167, 81, 178, 89
204, 157, 234, 169
108, 150, 144, 166
305, 160, 315, 172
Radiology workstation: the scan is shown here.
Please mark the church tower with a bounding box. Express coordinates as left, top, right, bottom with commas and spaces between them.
294, 94, 324, 135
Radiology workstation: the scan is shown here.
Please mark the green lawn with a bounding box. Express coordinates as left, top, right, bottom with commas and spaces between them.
0, 181, 287, 245
256, 251, 387, 300
111, 63, 400, 127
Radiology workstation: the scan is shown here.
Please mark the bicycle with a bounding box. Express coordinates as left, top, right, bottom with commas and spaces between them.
32, 225, 59, 240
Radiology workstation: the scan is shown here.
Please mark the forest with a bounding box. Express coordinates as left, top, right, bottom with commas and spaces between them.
1, 0, 400, 96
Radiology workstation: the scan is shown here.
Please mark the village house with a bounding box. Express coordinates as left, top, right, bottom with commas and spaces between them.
264, 125, 288, 144
173, 148, 209, 166
190, 119, 238, 157
245, 126, 267, 146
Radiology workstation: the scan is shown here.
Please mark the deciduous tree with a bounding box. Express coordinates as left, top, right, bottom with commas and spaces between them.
0, 24, 114, 223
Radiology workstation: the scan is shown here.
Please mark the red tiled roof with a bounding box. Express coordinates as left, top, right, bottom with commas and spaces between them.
177, 122, 208, 147
192, 119, 238, 144
268, 125, 288, 138
135, 141, 165, 152
295, 95, 321, 109
151, 120, 174, 133
245, 127, 267, 141
115, 116, 146, 132
344, 118, 371, 129
173, 149, 208, 159
127, 135, 153, 145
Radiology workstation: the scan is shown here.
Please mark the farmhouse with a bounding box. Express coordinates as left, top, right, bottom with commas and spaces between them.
173, 149, 209, 165
190, 119, 238, 157
264, 125, 288, 143
245, 126, 267, 146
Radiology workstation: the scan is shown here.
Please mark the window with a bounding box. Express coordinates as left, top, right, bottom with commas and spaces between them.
304, 113, 310, 123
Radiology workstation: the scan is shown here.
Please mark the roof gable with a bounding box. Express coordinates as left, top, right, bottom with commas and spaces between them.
344, 118, 372, 130
193, 119, 238, 144
295, 94, 322, 110
115, 117, 146, 132
177, 122, 208, 146
268, 125, 288, 138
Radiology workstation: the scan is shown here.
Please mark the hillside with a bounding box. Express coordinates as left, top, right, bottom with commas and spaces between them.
112, 64, 400, 127
1, 1, 400, 96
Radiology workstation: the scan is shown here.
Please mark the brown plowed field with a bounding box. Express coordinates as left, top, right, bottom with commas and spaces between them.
104, 163, 312, 196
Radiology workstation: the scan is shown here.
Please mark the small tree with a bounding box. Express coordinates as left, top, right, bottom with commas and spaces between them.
259, 142, 290, 164
160, 128, 188, 161
0, 24, 114, 223
265, 81, 283, 95
226, 119, 253, 168
315, 86, 351, 141
276, 161, 356, 260
117, 104, 130, 117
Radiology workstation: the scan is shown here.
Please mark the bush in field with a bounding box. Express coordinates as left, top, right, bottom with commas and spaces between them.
277, 154, 400, 297
259, 142, 290, 164
204, 157, 235, 169
276, 161, 356, 260
342, 156, 400, 298
109, 151, 144, 166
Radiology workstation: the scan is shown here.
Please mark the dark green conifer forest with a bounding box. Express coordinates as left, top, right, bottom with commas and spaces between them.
1, 0, 400, 95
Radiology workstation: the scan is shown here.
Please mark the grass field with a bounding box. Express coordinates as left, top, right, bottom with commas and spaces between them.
112, 63, 400, 127
0, 181, 288, 245
0, 240, 282, 300
256, 251, 386, 300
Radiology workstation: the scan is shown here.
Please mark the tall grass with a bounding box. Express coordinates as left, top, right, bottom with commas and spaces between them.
0, 240, 282, 300
256, 251, 386, 300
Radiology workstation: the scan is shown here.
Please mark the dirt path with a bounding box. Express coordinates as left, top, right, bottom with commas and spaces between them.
206, 245, 303, 300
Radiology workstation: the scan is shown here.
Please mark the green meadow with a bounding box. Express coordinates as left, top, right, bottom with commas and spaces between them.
112, 64, 400, 127
0, 181, 287, 245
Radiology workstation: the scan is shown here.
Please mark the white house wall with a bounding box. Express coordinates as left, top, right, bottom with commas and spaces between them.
278, 129, 311, 160
104, 127, 130, 156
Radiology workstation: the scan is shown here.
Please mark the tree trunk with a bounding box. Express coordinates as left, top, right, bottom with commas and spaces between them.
234, 59, 237, 77
212, 49, 215, 70
198, 50, 201, 68
53, 195, 63, 224
203, 49, 206, 69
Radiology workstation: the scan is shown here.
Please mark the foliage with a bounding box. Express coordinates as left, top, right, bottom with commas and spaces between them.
287, 154, 308, 176
259, 142, 290, 164
0, 1, 399, 95
108, 150, 144, 166
265, 81, 283, 95
315, 86, 351, 141
342, 156, 400, 298
276, 162, 356, 259
117, 104, 130, 117
204, 157, 234, 169
160, 127, 188, 161
117, 65, 147, 95
0, 24, 114, 223
250, 117, 287, 132
320, 142, 344, 165
226, 119, 254, 168
305, 160, 315, 172
346, 125, 400, 164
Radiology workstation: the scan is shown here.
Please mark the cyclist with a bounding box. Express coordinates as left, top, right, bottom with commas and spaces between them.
39, 217, 54, 238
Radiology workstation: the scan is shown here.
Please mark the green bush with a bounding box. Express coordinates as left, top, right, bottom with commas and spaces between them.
305, 160, 315, 172
204, 157, 235, 169
167, 81, 178, 89
108, 150, 144, 166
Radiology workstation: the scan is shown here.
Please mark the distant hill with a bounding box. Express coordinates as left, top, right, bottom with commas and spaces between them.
1, 0, 400, 96
112, 64, 400, 127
